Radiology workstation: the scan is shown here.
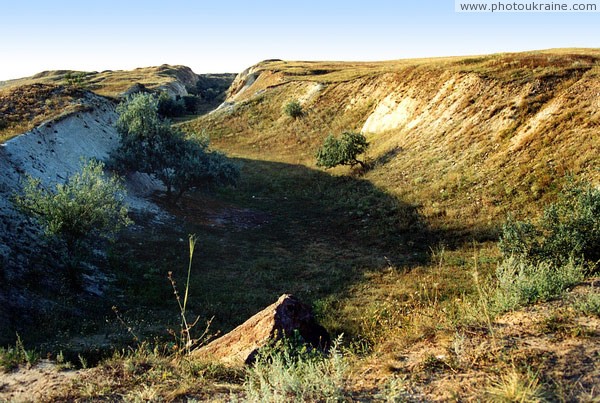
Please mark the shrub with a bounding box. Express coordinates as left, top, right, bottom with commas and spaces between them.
492, 257, 585, 313
242, 335, 347, 402
182, 95, 200, 114
572, 291, 600, 317
283, 99, 304, 119
14, 159, 131, 282
499, 179, 600, 268
316, 131, 369, 169
63, 71, 87, 89
157, 91, 186, 118
111, 93, 239, 202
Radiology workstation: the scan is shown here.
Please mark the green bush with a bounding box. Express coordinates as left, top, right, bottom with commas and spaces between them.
572, 291, 600, 317
316, 131, 369, 169
14, 159, 131, 281
242, 335, 347, 402
157, 91, 186, 118
499, 179, 600, 268
111, 93, 239, 202
283, 99, 304, 119
182, 95, 200, 114
492, 257, 585, 313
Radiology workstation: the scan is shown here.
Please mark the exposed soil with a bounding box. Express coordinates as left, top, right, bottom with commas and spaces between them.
166, 193, 270, 231
351, 279, 600, 401
0, 361, 81, 402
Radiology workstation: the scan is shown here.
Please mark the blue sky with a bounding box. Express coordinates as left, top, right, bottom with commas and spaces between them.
0, 0, 598, 80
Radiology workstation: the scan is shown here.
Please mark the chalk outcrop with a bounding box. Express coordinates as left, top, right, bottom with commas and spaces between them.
0, 91, 164, 343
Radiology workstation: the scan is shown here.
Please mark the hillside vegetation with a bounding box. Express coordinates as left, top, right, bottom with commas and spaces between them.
1, 50, 599, 401
179, 48, 600, 400
0, 65, 235, 142
187, 49, 600, 234
0, 65, 199, 98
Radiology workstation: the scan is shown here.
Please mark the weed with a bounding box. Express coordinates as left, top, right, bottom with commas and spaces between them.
572, 288, 600, 317
493, 257, 585, 313
0, 335, 39, 372
242, 335, 347, 402
538, 310, 587, 338
77, 354, 88, 369
55, 350, 75, 370
167, 234, 212, 356
112, 305, 140, 342
375, 376, 409, 402
485, 367, 545, 402
429, 243, 447, 269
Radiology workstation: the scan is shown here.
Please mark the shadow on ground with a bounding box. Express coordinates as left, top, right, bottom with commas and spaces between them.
109, 158, 432, 342
2, 157, 472, 356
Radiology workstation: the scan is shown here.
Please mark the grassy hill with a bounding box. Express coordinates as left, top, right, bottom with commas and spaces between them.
187, 49, 600, 232
1, 50, 599, 401
0, 65, 235, 143
178, 48, 600, 400
0, 65, 198, 97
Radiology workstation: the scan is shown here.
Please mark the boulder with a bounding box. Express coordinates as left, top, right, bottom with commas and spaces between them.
192, 294, 330, 365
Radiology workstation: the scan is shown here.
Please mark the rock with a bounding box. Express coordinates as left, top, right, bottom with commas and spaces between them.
192, 294, 330, 365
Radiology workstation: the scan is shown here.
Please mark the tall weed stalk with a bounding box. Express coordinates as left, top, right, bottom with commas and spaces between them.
168, 234, 211, 356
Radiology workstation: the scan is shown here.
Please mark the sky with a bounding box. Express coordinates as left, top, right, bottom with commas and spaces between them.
0, 0, 598, 80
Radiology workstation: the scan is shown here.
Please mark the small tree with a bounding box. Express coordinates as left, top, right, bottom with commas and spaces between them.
284, 99, 304, 119
154, 133, 240, 202
14, 160, 131, 283
316, 131, 369, 169
111, 93, 239, 203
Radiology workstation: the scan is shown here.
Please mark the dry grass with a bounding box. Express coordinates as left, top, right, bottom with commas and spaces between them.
0, 65, 191, 99
46, 344, 243, 402
485, 367, 545, 402
185, 48, 600, 234
0, 83, 91, 143
0, 64, 209, 143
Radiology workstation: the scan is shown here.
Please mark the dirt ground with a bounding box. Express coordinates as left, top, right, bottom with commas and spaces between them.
0, 360, 81, 402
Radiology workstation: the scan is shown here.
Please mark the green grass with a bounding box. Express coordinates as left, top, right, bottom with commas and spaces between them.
0, 335, 39, 372
102, 157, 427, 346
241, 336, 347, 402
3, 152, 429, 357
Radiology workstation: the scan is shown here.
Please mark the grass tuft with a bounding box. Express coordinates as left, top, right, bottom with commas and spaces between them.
0, 335, 39, 372
486, 367, 545, 403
